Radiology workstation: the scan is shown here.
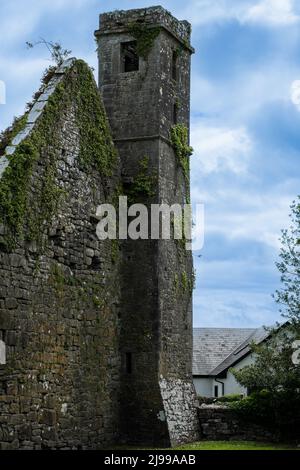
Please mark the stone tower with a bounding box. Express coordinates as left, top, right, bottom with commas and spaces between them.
95, 6, 200, 446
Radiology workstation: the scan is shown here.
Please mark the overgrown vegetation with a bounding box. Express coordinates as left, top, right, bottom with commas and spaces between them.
181, 269, 196, 294
174, 269, 195, 295
0, 80, 69, 248
0, 142, 38, 241
181, 271, 188, 292
170, 124, 193, 180
125, 156, 156, 204
73, 60, 117, 176
26, 38, 72, 66
229, 390, 300, 439
49, 263, 106, 307
274, 197, 300, 326
197, 394, 242, 406
128, 23, 160, 58
28, 66, 57, 106
0, 114, 28, 156
216, 394, 243, 403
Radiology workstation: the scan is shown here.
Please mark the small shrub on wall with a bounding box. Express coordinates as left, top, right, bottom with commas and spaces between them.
229, 389, 300, 440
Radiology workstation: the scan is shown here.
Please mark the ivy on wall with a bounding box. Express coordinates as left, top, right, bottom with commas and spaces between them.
0, 60, 117, 250
125, 156, 157, 205
174, 268, 195, 296
170, 124, 193, 181
0, 114, 28, 157
128, 23, 160, 58
73, 60, 117, 176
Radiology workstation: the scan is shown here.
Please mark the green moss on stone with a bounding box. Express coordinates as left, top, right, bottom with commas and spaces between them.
72, 60, 117, 176
0, 59, 117, 249
0, 114, 28, 156
128, 23, 160, 58
92, 295, 104, 308
126, 156, 157, 204
0, 142, 38, 244
170, 124, 193, 180
181, 271, 188, 293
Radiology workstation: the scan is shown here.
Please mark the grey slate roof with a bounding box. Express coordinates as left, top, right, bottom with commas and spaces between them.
193, 327, 269, 376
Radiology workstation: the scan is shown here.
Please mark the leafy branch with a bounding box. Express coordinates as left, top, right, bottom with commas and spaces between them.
26, 38, 72, 66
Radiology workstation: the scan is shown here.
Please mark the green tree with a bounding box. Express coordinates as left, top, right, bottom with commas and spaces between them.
230, 198, 300, 435
275, 197, 300, 328
231, 330, 300, 393
26, 38, 72, 66
232, 197, 300, 392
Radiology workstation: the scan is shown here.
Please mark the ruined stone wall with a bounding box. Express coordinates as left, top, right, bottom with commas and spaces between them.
198, 407, 278, 442
0, 59, 121, 449
0, 6, 200, 450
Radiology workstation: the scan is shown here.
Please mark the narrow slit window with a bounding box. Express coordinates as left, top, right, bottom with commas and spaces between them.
173, 103, 178, 125
0, 339, 6, 365
214, 385, 219, 398
125, 352, 132, 374
121, 42, 139, 73
172, 50, 178, 81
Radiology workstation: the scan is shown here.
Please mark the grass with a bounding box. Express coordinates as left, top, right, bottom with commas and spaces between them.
174, 440, 300, 450
110, 441, 299, 451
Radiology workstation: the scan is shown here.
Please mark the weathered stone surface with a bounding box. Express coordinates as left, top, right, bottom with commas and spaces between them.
160, 378, 200, 446
55, 58, 76, 74
0, 58, 121, 450
0, 340, 6, 365
97, 6, 199, 446
27, 100, 48, 124
37, 79, 63, 102
198, 406, 279, 442
0, 6, 199, 450
11, 124, 34, 146
4, 147, 15, 156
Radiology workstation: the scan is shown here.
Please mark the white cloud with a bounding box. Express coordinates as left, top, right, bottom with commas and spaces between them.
191, 63, 300, 126
194, 187, 293, 250
0, 56, 49, 80
191, 124, 252, 174
245, 0, 299, 26
0, 0, 94, 43
207, 204, 286, 249
193, 288, 280, 327
0, 81, 5, 105
179, 0, 299, 27
290, 80, 300, 110
180, 0, 247, 26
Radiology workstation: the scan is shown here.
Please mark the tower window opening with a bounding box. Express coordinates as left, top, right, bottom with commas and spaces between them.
172, 50, 178, 81
121, 42, 139, 73
125, 352, 132, 374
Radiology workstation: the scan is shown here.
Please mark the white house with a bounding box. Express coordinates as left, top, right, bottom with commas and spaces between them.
192, 327, 269, 398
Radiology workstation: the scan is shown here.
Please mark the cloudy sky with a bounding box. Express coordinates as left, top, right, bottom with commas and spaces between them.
1, 0, 299, 328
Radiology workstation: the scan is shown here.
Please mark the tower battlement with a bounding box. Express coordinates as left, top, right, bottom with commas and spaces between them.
95, 6, 193, 50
